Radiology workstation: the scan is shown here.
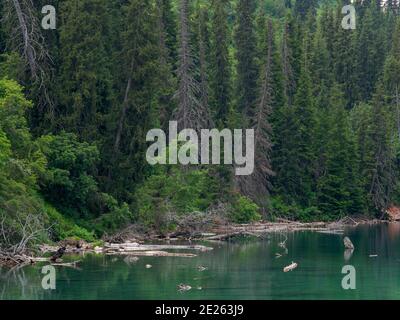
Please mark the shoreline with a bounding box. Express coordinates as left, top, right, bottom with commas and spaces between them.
1, 217, 393, 268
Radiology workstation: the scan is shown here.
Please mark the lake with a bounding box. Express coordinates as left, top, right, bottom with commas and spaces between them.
1, 223, 400, 300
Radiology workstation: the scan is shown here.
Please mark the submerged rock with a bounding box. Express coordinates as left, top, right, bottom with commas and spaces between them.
124, 256, 139, 264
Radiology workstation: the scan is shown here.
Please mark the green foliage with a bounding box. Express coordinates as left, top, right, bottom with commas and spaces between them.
44, 203, 95, 242
230, 196, 261, 223
136, 166, 218, 230
269, 196, 322, 222
37, 132, 99, 218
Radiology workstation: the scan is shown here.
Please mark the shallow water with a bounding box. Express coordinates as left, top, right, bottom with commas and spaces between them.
1, 223, 400, 300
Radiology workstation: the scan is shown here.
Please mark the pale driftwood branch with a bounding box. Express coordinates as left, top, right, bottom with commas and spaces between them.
283, 262, 298, 272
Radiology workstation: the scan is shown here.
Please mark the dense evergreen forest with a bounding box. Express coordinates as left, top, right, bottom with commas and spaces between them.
1, 0, 400, 249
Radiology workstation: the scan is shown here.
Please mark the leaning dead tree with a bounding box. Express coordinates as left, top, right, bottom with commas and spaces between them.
237, 19, 275, 210
174, 0, 212, 132
0, 212, 49, 267
2, 0, 54, 120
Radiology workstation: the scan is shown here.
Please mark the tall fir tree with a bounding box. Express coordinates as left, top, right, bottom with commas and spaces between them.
234, 0, 258, 120
57, 0, 114, 141
210, 0, 232, 126
106, 0, 160, 201
317, 84, 364, 217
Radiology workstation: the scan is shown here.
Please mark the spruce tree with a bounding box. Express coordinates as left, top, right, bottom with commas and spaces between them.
57, 0, 113, 141
106, 0, 160, 200
317, 84, 364, 217
210, 0, 232, 126
234, 0, 258, 120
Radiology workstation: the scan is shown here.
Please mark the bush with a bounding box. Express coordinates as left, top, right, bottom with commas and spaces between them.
230, 196, 261, 223
44, 203, 95, 242
269, 196, 323, 222
135, 166, 218, 230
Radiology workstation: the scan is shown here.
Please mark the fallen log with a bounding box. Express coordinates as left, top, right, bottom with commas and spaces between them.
104, 243, 212, 252
283, 262, 298, 272
106, 250, 197, 257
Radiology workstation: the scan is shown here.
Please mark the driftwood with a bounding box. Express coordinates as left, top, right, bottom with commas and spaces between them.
343, 237, 355, 250
283, 262, 298, 272
107, 250, 196, 258
104, 243, 213, 252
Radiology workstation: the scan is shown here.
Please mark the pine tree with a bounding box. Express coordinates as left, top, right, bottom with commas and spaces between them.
175, 0, 211, 131
368, 84, 396, 214
210, 0, 232, 126
356, 83, 396, 215
309, 15, 331, 107
156, 0, 177, 129
294, 0, 317, 19
274, 39, 316, 207
106, 0, 160, 200
238, 19, 275, 211
355, 1, 386, 102
58, 0, 114, 141
158, 0, 178, 67
383, 19, 400, 139
281, 13, 301, 106
317, 84, 364, 217
234, 0, 258, 120
332, 4, 358, 108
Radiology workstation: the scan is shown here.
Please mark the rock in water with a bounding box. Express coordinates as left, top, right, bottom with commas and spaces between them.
343, 236, 354, 250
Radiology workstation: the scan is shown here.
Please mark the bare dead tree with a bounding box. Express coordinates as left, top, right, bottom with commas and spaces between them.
174, 0, 212, 132
2, 0, 55, 121
0, 212, 48, 259
237, 19, 275, 214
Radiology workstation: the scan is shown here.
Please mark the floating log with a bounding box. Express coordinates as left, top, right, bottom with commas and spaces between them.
283, 262, 298, 272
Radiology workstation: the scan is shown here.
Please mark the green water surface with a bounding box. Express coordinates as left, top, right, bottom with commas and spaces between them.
1, 223, 400, 300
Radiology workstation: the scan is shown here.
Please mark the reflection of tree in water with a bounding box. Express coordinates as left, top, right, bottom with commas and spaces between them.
0, 266, 44, 299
